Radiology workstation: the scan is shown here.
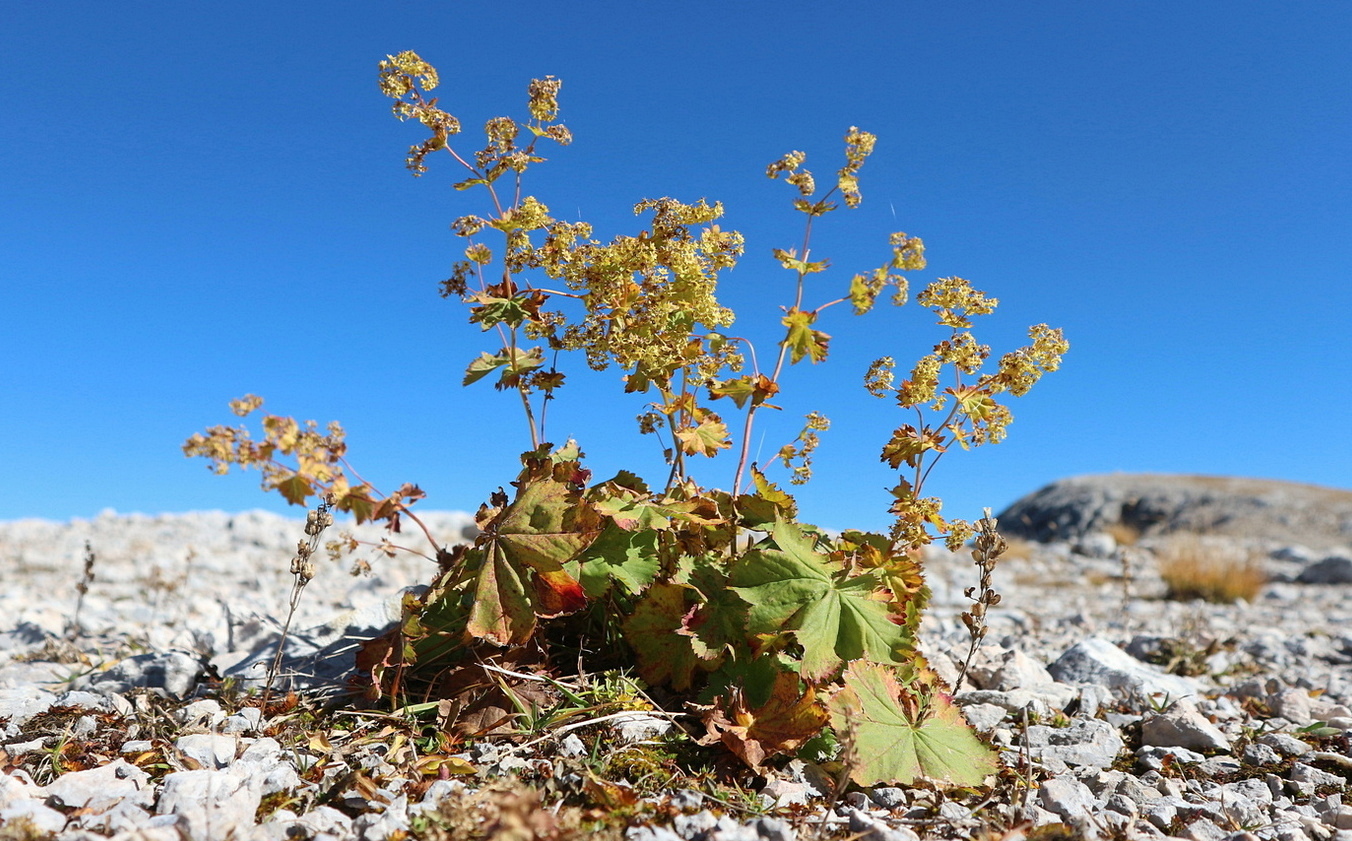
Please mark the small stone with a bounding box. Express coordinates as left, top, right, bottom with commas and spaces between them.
0, 771, 42, 810
52, 689, 113, 710
157, 768, 262, 841
353, 793, 410, 840
959, 702, 1006, 732
1270, 688, 1316, 725
1324, 806, 1352, 831
1297, 555, 1352, 584
1075, 532, 1118, 558
1037, 776, 1098, 824
1022, 718, 1126, 769
1136, 745, 1207, 771
1291, 763, 1346, 794
611, 712, 674, 744
221, 706, 262, 734
174, 699, 225, 728
559, 734, 587, 757
1243, 742, 1283, 766
1195, 755, 1242, 777
175, 733, 238, 769
1180, 816, 1231, 841
667, 789, 703, 811
752, 816, 799, 841
991, 648, 1059, 690
759, 778, 818, 808
1259, 732, 1313, 757
43, 759, 153, 811
1141, 702, 1232, 752
0, 800, 68, 836
847, 807, 918, 841
870, 787, 908, 809
1048, 637, 1201, 703
1141, 797, 1183, 831
77, 650, 203, 699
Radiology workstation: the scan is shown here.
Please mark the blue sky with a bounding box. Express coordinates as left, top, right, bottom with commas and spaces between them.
3, 2, 1349, 534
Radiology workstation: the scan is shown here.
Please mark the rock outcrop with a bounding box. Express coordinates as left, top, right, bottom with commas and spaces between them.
997, 473, 1352, 550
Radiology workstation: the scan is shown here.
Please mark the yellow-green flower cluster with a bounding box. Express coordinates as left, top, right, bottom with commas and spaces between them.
556, 198, 743, 389
863, 357, 896, 397
377, 51, 439, 99
837, 127, 876, 208
377, 51, 461, 175
527, 76, 562, 122
898, 353, 943, 409
917, 277, 998, 329
991, 324, 1069, 396
935, 331, 990, 375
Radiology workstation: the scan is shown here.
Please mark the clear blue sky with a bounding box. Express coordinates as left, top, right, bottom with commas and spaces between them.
3, 2, 1349, 533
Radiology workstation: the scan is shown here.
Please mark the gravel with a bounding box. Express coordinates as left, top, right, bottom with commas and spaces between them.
1, 508, 1350, 840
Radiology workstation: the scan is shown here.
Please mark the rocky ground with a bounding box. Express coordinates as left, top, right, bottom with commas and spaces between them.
1, 478, 1351, 841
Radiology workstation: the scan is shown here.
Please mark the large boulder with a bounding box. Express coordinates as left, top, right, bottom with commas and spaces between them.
996, 474, 1352, 551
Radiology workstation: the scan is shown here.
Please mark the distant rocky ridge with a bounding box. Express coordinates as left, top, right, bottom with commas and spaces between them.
997, 473, 1352, 551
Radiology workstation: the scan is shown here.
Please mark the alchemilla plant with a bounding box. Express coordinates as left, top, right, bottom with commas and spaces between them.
184, 50, 1067, 788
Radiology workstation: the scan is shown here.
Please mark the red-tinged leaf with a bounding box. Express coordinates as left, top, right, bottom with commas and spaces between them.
621, 582, 705, 691
829, 662, 998, 787
735, 466, 798, 527
336, 490, 376, 525
697, 671, 830, 771
464, 450, 601, 646
880, 425, 946, 470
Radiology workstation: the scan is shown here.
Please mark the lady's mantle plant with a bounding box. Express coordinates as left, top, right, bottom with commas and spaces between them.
184, 51, 1068, 788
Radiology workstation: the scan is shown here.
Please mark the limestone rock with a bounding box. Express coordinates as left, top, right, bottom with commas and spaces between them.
1048, 637, 1201, 702
997, 474, 1352, 551
1141, 702, 1231, 752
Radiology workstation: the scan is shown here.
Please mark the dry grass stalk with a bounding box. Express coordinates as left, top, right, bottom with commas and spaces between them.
262, 499, 334, 707
66, 540, 98, 639
953, 510, 1007, 692
1156, 534, 1266, 603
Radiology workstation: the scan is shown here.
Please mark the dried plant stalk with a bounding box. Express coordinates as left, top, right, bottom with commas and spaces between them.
953, 509, 1006, 691
67, 541, 98, 640
263, 499, 334, 707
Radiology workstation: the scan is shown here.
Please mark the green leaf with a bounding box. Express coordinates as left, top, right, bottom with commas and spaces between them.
710, 375, 780, 410
464, 347, 546, 389
729, 520, 910, 681
574, 522, 661, 598
708, 376, 757, 409
463, 351, 508, 386
780, 310, 830, 364
675, 556, 749, 662
829, 662, 998, 787
591, 495, 673, 532
469, 296, 532, 330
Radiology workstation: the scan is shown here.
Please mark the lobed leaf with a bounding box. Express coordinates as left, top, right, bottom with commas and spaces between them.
829, 662, 997, 787
729, 520, 911, 681
780, 309, 830, 364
